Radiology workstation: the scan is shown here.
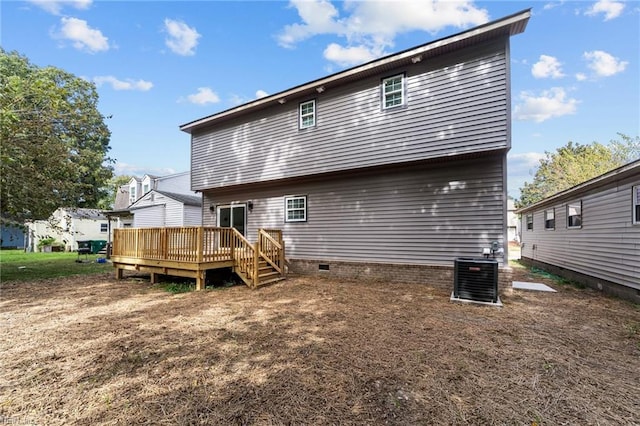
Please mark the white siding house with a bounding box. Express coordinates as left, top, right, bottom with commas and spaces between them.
108, 171, 202, 231
130, 190, 202, 228
26, 208, 116, 252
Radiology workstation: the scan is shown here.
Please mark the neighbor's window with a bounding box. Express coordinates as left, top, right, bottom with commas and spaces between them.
285, 195, 307, 222
567, 202, 582, 228
100, 223, 108, 233
633, 185, 640, 225
129, 188, 136, 204
526, 214, 533, 230
299, 100, 316, 129
382, 74, 405, 109
142, 183, 150, 194
544, 209, 555, 230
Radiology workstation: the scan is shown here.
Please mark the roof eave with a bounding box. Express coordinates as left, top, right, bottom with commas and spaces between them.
179, 8, 531, 134
515, 160, 640, 214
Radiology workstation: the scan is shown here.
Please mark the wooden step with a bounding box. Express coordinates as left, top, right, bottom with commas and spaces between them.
255, 276, 285, 287
259, 271, 281, 281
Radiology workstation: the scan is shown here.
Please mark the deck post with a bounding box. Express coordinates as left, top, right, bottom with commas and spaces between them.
115, 267, 123, 280
280, 239, 285, 276
197, 227, 204, 263
253, 240, 260, 288
196, 270, 205, 291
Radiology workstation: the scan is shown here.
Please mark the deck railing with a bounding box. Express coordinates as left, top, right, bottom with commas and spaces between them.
112, 227, 235, 263
112, 227, 285, 288
258, 229, 284, 274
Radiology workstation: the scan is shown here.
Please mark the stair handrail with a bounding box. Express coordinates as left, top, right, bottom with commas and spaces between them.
230, 228, 257, 287
258, 229, 283, 274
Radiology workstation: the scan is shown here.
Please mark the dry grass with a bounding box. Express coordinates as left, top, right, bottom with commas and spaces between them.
1, 267, 639, 425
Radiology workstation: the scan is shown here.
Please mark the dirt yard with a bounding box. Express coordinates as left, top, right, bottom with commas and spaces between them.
1, 266, 639, 425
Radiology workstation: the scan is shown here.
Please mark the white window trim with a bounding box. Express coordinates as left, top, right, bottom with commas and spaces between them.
544, 208, 555, 230
633, 185, 640, 225
525, 214, 533, 231
567, 201, 582, 229
284, 195, 307, 223
129, 185, 136, 204
382, 74, 406, 110
299, 100, 316, 129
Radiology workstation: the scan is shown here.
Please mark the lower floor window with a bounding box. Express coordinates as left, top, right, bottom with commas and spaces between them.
100, 223, 108, 232
567, 202, 582, 228
285, 195, 307, 222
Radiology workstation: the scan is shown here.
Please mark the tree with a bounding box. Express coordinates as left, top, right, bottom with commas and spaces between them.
96, 175, 133, 210
1, 49, 114, 223
516, 134, 639, 208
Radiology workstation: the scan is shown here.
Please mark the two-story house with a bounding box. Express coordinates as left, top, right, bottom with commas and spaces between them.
180, 10, 530, 288
107, 171, 202, 230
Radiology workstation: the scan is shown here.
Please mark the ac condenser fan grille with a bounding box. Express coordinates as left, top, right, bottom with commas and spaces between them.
453, 258, 498, 303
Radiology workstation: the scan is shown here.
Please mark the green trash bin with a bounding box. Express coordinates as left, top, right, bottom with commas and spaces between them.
90, 240, 107, 254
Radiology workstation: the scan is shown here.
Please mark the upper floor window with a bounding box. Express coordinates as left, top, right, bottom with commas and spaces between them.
299, 100, 316, 129
567, 202, 582, 229
142, 183, 150, 194
633, 185, 640, 225
285, 195, 307, 222
544, 209, 555, 230
526, 214, 533, 230
382, 74, 405, 109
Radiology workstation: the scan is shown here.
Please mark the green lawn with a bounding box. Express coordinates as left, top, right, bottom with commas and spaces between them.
0, 250, 112, 282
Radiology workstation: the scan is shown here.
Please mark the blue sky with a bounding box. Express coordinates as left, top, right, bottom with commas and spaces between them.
2, 0, 638, 198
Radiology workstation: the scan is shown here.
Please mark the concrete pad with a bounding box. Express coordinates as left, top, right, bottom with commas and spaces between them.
512, 281, 556, 292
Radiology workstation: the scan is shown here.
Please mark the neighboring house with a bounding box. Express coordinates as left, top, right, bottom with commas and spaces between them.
180, 10, 530, 286
517, 160, 640, 302
1, 223, 25, 249
129, 190, 202, 228
106, 171, 202, 230
26, 208, 116, 252
507, 198, 520, 243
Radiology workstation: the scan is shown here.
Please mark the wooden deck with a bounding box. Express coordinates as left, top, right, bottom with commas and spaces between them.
111, 227, 285, 290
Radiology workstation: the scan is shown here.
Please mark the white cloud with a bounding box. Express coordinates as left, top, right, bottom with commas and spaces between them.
277, 0, 489, 66
531, 55, 565, 79
323, 43, 378, 67
583, 50, 628, 77
513, 87, 579, 123
164, 18, 201, 56
255, 90, 269, 99
93, 76, 153, 91
508, 152, 546, 173
55, 17, 110, 53
27, 0, 91, 15
575, 72, 587, 81
585, 0, 625, 21
185, 87, 220, 105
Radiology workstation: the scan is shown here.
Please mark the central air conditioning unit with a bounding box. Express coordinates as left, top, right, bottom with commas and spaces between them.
452, 257, 500, 305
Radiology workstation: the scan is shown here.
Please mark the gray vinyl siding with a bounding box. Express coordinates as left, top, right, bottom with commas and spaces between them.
203, 156, 506, 266
521, 175, 640, 289
191, 38, 509, 191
